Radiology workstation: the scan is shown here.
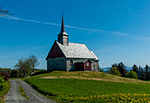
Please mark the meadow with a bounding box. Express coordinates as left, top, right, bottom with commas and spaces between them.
25, 71, 150, 102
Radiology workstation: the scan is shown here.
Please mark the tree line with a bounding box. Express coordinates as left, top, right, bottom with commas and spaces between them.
108, 62, 150, 80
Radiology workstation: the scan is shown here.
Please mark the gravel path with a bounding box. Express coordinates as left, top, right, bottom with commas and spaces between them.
4, 79, 56, 103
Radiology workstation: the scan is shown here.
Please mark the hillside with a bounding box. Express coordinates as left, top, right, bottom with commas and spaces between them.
30, 71, 149, 84
25, 71, 150, 102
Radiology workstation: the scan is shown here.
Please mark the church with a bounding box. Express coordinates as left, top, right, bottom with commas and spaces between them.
46, 16, 99, 71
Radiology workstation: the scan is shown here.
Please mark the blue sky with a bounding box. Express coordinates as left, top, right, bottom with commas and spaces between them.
1, 0, 150, 69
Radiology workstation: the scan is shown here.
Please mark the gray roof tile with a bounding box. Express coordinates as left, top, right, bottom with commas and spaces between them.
56, 41, 99, 60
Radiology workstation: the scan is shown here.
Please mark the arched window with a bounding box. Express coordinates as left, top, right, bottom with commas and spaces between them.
86, 62, 89, 66
70, 60, 73, 66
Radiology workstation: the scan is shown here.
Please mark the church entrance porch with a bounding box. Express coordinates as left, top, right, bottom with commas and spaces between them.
74, 62, 84, 71
74, 60, 92, 71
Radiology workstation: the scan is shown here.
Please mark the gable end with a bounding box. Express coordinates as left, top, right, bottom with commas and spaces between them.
46, 41, 65, 60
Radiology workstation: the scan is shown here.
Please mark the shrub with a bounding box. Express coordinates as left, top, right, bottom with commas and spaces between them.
0, 77, 7, 91
0, 72, 10, 81
109, 67, 121, 76
10, 69, 18, 78
125, 71, 138, 79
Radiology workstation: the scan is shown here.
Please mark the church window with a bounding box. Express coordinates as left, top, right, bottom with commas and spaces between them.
86, 62, 89, 66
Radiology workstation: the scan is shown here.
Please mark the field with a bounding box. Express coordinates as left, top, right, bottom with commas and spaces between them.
25, 71, 150, 102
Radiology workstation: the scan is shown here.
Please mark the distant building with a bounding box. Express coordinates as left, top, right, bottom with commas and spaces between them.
46, 16, 99, 71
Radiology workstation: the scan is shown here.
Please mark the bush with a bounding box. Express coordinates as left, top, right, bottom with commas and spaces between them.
0, 77, 10, 102
0, 72, 10, 81
125, 71, 138, 79
10, 69, 18, 78
0, 77, 5, 91
109, 67, 121, 76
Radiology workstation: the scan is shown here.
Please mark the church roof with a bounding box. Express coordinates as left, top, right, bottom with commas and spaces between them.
56, 41, 99, 60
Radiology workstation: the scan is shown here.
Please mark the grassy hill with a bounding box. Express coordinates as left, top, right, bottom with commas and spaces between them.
25, 71, 150, 103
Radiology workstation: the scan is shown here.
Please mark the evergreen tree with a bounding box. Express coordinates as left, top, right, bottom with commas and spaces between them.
118, 62, 127, 77
144, 64, 149, 80
132, 64, 138, 73
112, 63, 118, 68
138, 66, 144, 79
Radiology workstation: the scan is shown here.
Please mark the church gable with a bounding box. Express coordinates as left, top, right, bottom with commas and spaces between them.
46, 41, 65, 60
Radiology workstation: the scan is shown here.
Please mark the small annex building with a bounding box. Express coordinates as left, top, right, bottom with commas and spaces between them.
46, 16, 99, 71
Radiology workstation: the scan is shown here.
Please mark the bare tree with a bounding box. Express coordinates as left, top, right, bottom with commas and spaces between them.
29, 55, 39, 70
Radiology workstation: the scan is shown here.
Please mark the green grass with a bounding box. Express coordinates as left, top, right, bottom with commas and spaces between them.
24, 71, 150, 102
19, 85, 29, 100
25, 78, 150, 95
0, 81, 10, 103
30, 71, 116, 78
30, 71, 150, 84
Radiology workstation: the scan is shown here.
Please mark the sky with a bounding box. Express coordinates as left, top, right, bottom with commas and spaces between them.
1, 0, 150, 69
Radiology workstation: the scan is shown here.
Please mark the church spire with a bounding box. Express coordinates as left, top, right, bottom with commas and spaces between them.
61, 16, 65, 32
58, 14, 68, 46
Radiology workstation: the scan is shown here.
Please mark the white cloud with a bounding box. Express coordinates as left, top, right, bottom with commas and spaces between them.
0, 15, 128, 36
2, 15, 150, 39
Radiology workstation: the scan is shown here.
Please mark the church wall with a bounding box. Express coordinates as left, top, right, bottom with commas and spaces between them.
66, 58, 87, 71
46, 41, 65, 59
91, 60, 99, 71
84, 60, 91, 71
47, 57, 66, 71
66, 58, 99, 71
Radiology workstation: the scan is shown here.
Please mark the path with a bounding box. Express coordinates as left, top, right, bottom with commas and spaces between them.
4, 79, 56, 103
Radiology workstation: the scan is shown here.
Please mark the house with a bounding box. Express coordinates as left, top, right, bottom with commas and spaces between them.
46, 16, 99, 71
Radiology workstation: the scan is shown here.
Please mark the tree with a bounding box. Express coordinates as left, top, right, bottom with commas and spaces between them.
109, 66, 121, 76
125, 71, 138, 79
138, 66, 144, 79
29, 55, 39, 70
112, 63, 118, 68
132, 64, 138, 73
14, 55, 39, 78
15, 59, 32, 77
144, 64, 150, 80
118, 62, 127, 77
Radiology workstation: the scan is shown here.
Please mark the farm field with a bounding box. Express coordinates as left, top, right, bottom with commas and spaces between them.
25, 71, 150, 102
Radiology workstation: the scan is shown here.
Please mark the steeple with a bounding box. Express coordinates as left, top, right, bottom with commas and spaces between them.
61, 16, 65, 32
58, 15, 68, 46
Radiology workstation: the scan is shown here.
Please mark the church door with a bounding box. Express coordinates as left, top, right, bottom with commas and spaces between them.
74, 62, 84, 71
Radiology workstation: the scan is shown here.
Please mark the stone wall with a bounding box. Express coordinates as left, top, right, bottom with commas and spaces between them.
47, 57, 66, 71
